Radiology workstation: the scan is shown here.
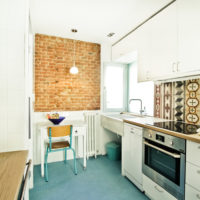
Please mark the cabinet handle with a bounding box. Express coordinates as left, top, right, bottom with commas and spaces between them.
154, 185, 163, 193
75, 130, 78, 133
198, 146, 200, 149
146, 71, 150, 80
177, 61, 180, 72
197, 170, 200, 174
130, 131, 135, 134
172, 62, 176, 72
196, 194, 200, 199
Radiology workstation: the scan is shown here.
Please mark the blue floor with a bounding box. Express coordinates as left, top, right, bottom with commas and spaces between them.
30, 156, 149, 200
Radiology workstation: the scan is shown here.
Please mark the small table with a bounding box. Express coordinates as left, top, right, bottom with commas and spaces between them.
37, 120, 87, 177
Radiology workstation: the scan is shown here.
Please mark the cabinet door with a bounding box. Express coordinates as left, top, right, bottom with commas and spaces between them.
186, 162, 200, 192
178, 0, 200, 73
185, 184, 200, 200
186, 140, 200, 167
123, 125, 142, 184
112, 30, 138, 62
137, 22, 151, 82
148, 2, 178, 80
131, 130, 143, 184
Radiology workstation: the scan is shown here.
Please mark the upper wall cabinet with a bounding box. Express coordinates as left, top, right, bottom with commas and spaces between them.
177, 0, 200, 73
112, 29, 138, 62
137, 22, 151, 82
112, 0, 200, 82
147, 2, 178, 81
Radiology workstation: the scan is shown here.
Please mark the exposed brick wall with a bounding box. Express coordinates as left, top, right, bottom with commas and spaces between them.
34, 34, 100, 111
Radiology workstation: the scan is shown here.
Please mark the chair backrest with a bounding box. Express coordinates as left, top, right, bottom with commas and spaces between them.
48, 125, 72, 137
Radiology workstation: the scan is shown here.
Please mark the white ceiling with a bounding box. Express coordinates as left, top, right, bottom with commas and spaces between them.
30, 0, 171, 44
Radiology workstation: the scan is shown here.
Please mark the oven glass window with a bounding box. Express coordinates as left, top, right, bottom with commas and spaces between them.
145, 144, 180, 185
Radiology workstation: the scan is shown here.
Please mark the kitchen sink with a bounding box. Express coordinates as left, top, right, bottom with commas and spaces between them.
100, 112, 150, 136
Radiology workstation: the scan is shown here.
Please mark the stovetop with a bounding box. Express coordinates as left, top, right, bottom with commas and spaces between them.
147, 121, 200, 135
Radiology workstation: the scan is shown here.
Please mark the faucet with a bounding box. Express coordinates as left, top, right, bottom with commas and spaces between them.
129, 99, 144, 115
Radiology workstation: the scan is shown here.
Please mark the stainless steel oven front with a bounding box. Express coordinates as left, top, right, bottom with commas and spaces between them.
142, 129, 186, 200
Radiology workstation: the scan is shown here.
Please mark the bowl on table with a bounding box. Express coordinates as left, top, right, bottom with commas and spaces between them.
48, 116, 65, 125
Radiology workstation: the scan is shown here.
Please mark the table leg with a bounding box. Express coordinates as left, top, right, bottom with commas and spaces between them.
83, 134, 86, 169
40, 128, 45, 177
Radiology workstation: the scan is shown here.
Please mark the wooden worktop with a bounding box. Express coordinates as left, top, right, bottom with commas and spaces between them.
124, 117, 200, 144
0, 150, 28, 200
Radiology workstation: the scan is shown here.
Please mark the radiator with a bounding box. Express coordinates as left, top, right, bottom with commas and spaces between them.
84, 112, 98, 159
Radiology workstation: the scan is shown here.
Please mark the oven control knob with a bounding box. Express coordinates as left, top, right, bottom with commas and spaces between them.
148, 134, 152, 138
169, 141, 173, 146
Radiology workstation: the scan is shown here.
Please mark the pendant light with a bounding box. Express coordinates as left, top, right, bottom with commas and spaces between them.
70, 29, 78, 74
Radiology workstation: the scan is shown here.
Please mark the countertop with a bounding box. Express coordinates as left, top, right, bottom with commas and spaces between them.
0, 150, 28, 200
124, 117, 200, 144
102, 112, 200, 143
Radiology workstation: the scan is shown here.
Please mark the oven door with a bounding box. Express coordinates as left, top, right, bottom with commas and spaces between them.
142, 139, 185, 200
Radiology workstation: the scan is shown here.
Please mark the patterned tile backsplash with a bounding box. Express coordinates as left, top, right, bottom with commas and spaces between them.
154, 79, 200, 124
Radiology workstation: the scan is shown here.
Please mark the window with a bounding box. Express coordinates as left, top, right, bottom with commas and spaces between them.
128, 62, 154, 115
103, 63, 127, 112
103, 61, 154, 115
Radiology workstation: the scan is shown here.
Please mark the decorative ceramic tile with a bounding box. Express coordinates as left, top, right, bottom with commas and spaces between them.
154, 78, 200, 124
163, 82, 173, 120
185, 79, 200, 124
172, 81, 185, 121
154, 84, 162, 118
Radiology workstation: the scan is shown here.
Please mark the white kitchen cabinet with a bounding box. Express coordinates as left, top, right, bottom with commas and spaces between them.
143, 175, 177, 200
186, 140, 200, 166
185, 184, 200, 200
138, 2, 178, 82
0, 0, 32, 196
185, 140, 200, 200
122, 123, 143, 191
112, 29, 138, 62
186, 162, 200, 191
137, 22, 151, 82
0, 0, 30, 152
147, 2, 178, 80
113, 0, 200, 82
177, 0, 200, 73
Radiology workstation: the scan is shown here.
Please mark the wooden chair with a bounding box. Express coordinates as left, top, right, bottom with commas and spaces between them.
44, 125, 77, 182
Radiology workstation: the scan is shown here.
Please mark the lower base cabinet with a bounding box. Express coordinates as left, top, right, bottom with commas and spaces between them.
143, 175, 177, 200
185, 140, 200, 200
185, 184, 200, 200
122, 123, 143, 191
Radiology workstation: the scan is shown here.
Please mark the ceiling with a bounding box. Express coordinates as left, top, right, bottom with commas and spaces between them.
30, 0, 171, 44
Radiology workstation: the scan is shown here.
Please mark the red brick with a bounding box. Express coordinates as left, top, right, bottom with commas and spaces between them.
34, 34, 100, 112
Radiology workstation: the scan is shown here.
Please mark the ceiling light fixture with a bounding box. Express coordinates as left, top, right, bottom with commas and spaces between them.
70, 29, 78, 74
107, 32, 115, 37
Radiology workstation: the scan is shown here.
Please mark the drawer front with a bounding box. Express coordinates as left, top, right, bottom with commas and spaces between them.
143, 175, 177, 200
186, 162, 200, 191
187, 140, 200, 166
185, 184, 200, 200
124, 123, 143, 136
73, 127, 86, 136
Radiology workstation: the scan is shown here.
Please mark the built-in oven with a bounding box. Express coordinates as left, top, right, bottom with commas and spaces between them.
142, 128, 186, 200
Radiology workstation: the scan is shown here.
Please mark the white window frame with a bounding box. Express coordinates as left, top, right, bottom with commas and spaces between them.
103, 62, 128, 112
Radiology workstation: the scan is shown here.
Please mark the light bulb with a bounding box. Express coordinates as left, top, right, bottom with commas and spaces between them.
70, 66, 79, 74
